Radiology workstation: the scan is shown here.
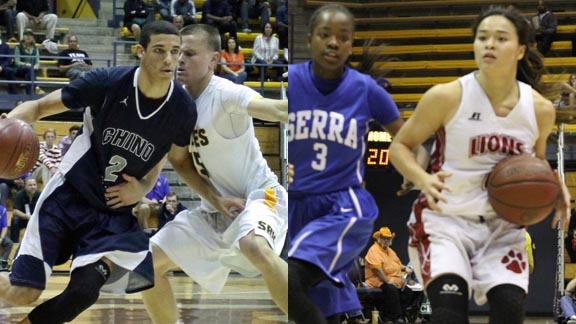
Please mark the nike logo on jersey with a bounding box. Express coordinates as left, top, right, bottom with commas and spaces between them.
468, 112, 481, 121
119, 97, 129, 107
288, 110, 358, 149
340, 207, 353, 213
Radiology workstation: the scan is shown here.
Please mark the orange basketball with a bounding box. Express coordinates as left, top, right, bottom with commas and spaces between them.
0, 118, 39, 179
486, 155, 559, 226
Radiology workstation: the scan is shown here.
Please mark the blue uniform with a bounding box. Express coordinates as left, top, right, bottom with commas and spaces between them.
288, 62, 400, 316
11, 66, 197, 293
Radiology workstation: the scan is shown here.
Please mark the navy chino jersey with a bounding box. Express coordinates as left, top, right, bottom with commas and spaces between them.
9, 66, 196, 292
60, 66, 196, 213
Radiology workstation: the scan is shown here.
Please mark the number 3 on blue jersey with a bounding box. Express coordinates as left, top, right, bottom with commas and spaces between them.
311, 143, 327, 171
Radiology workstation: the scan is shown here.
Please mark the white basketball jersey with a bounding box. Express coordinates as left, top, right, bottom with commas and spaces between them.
433, 72, 538, 219
190, 76, 279, 211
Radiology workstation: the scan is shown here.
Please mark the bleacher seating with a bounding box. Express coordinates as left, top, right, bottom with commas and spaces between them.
304, 0, 576, 9
351, 41, 574, 56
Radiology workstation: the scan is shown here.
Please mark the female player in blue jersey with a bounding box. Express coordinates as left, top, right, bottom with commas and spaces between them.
0, 21, 199, 324
287, 4, 425, 323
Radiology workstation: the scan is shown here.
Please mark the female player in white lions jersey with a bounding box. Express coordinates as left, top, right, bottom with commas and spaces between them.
142, 24, 288, 324
390, 6, 570, 324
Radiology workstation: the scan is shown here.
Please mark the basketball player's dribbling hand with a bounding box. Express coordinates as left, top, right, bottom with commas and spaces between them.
417, 171, 452, 212
552, 174, 571, 230
105, 174, 147, 209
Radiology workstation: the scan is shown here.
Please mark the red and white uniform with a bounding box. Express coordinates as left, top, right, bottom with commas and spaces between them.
408, 72, 538, 305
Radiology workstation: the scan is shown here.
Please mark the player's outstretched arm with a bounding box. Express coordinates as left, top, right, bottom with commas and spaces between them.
247, 98, 287, 123
167, 144, 244, 218
7, 90, 68, 124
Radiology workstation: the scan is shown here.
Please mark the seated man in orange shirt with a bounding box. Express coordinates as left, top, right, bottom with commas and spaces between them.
365, 227, 412, 324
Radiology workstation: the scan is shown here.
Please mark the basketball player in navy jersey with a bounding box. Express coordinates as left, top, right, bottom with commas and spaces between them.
287, 4, 426, 323
0, 21, 199, 324
390, 7, 570, 324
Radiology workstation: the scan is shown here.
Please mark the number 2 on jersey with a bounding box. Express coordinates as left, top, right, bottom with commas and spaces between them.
311, 143, 327, 171
104, 155, 128, 182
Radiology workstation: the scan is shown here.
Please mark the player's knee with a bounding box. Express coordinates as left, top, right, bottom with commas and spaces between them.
487, 284, 525, 324
8, 286, 42, 306
426, 274, 470, 324
151, 243, 175, 276
239, 235, 274, 267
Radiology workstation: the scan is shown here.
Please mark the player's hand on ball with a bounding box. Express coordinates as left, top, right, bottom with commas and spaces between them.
417, 171, 452, 212
105, 174, 146, 209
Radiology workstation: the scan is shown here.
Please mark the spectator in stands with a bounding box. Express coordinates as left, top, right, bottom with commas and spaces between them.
203, 0, 238, 41
0, 0, 16, 42
0, 37, 17, 94
11, 177, 40, 242
534, 0, 557, 55
15, 0, 58, 53
171, 0, 196, 27
241, 0, 270, 33
123, 0, 148, 41
156, 191, 186, 230
0, 175, 26, 207
562, 278, 576, 324
172, 14, 184, 30
365, 227, 412, 324
275, 0, 288, 58
156, 0, 172, 22
228, 0, 242, 26
252, 22, 285, 80
560, 74, 576, 108
134, 173, 170, 232
220, 36, 247, 84
58, 124, 80, 157
14, 30, 44, 95
30, 129, 62, 186
57, 35, 93, 81
0, 195, 12, 271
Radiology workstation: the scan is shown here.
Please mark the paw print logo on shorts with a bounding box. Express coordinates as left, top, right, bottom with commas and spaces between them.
500, 250, 526, 274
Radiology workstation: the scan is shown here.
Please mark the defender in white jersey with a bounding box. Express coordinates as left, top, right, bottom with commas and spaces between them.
142, 24, 288, 324
390, 6, 570, 324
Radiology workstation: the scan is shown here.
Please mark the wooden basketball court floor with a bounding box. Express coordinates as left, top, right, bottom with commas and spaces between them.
0, 273, 286, 323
